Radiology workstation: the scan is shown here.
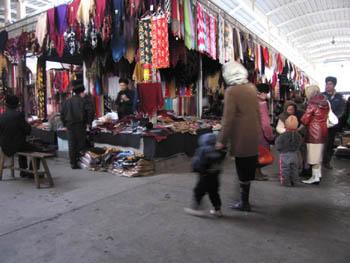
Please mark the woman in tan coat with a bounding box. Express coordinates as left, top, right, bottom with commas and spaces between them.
216, 61, 261, 212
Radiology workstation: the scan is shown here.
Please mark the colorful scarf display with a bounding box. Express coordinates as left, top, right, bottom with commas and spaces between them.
151, 15, 170, 68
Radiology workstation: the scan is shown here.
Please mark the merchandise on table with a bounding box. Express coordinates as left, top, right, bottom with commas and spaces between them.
78, 147, 155, 177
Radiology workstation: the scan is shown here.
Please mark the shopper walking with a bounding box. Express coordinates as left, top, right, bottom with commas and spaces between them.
301, 85, 329, 185
61, 85, 90, 169
255, 83, 274, 181
216, 61, 260, 212
322, 76, 345, 169
184, 133, 226, 217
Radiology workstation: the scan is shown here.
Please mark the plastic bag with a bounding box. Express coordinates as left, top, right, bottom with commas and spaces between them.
258, 145, 274, 165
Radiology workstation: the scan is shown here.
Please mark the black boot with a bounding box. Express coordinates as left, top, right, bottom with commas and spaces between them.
231, 183, 251, 212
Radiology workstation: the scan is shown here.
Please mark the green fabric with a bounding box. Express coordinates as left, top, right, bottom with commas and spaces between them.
183, 0, 192, 50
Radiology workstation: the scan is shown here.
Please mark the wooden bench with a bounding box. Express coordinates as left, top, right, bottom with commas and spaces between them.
0, 151, 55, 189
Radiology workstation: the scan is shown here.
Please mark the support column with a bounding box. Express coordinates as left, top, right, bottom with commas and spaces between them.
4, 0, 12, 25
17, 0, 26, 20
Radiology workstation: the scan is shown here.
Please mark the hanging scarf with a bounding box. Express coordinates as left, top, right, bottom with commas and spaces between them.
218, 15, 225, 64
209, 15, 216, 60
197, 3, 205, 53
151, 15, 170, 68
183, 0, 193, 50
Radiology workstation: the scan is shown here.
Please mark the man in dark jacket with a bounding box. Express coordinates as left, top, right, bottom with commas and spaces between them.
322, 76, 345, 169
61, 85, 90, 169
0, 95, 38, 177
116, 78, 134, 119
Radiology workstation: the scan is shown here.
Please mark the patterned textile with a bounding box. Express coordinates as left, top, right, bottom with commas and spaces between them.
151, 15, 170, 69
138, 83, 164, 117
171, 0, 181, 38
36, 59, 46, 119
224, 23, 234, 62
209, 14, 216, 60
218, 15, 225, 64
203, 9, 208, 52
197, 3, 205, 53
164, 0, 172, 23
139, 19, 153, 64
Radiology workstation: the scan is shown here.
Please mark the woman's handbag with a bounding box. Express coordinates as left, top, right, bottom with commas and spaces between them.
258, 145, 274, 165
327, 101, 338, 128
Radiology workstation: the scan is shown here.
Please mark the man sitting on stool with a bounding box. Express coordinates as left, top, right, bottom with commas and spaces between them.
0, 94, 40, 177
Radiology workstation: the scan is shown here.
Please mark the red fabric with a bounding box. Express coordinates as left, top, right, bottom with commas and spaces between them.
151, 15, 170, 68
67, 0, 80, 27
145, 133, 167, 142
263, 47, 269, 66
165, 82, 171, 98
277, 53, 283, 74
272, 72, 277, 89
179, 0, 184, 39
301, 94, 329, 144
95, 0, 108, 31
138, 83, 164, 117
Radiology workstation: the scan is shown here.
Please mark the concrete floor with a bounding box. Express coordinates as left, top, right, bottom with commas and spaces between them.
0, 151, 349, 263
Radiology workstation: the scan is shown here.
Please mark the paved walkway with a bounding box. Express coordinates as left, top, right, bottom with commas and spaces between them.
0, 152, 349, 263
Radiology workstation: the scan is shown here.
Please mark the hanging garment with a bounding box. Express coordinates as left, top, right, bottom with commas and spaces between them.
124, 41, 137, 64
111, 0, 126, 62
209, 14, 216, 60
277, 53, 283, 74
236, 28, 243, 61
0, 54, 8, 73
139, 19, 152, 64
171, 0, 181, 38
218, 15, 224, 64
133, 61, 144, 83
151, 15, 170, 68
183, 0, 194, 49
165, 98, 173, 110
197, 3, 205, 53
164, 0, 172, 24
224, 23, 234, 62
108, 75, 120, 100
57, 4, 68, 34
47, 8, 57, 46
138, 83, 164, 117
77, 0, 95, 26
35, 13, 47, 48
95, 0, 108, 31
179, 0, 185, 39
254, 43, 259, 71
203, 9, 208, 53
67, 0, 81, 28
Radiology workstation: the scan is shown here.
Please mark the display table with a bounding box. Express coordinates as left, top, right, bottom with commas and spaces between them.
30, 128, 57, 145
56, 128, 212, 160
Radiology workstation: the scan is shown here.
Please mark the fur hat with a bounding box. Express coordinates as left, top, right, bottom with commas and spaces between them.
285, 115, 298, 130
222, 61, 248, 86
5, 94, 19, 108
73, 84, 85, 94
325, 76, 337, 86
256, 83, 270, 93
305, 85, 320, 99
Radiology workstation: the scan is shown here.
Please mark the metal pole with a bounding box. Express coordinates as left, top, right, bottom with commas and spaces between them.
197, 54, 203, 118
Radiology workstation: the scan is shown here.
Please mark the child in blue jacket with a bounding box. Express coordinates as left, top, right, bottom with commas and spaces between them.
185, 133, 226, 217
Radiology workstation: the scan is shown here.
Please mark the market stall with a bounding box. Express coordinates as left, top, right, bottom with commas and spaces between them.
0, 0, 312, 168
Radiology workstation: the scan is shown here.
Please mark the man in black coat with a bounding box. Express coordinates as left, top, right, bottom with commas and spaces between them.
322, 76, 346, 169
61, 85, 91, 169
0, 95, 38, 177
116, 78, 134, 119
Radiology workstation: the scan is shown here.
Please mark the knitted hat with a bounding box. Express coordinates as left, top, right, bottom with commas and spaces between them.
256, 83, 270, 93
5, 94, 19, 108
325, 76, 337, 86
222, 61, 248, 86
285, 115, 298, 130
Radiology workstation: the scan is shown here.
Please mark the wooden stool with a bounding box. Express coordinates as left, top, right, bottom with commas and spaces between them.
0, 152, 15, 180
0, 151, 55, 189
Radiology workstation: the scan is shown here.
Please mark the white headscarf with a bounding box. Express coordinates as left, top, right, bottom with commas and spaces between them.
222, 60, 248, 86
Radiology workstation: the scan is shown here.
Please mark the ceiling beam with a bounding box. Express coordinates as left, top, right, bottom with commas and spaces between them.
308, 49, 350, 59
291, 27, 350, 42
276, 8, 350, 28
266, 0, 308, 16
305, 45, 350, 55
295, 36, 350, 48
286, 20, 350, 37
312, 56, 350, 63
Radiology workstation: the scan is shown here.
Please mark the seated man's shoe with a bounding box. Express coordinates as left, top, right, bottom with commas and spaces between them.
71, 164, 81, 169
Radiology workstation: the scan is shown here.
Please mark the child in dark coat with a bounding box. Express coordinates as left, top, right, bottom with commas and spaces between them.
184, 133, 226, 217
276, 115, 302, 186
